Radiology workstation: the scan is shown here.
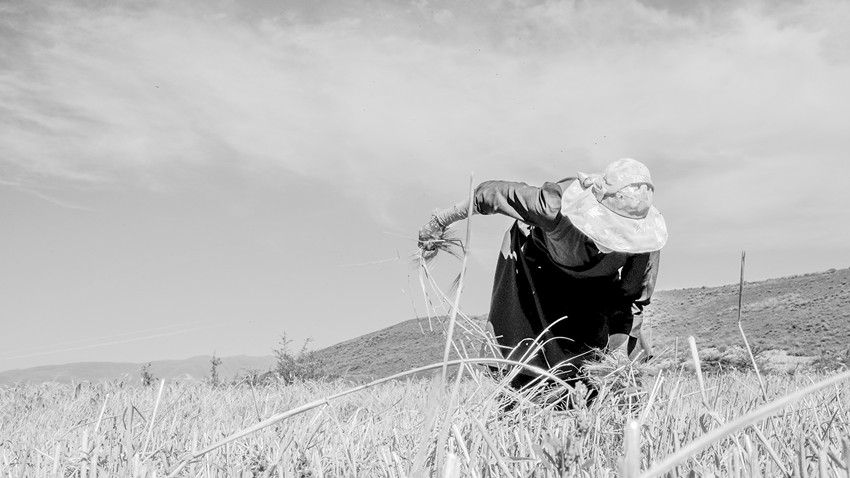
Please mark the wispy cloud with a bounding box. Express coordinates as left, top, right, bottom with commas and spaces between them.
0, 178, 95, 210
0, 321, 216, 361
1, 0, 848, 243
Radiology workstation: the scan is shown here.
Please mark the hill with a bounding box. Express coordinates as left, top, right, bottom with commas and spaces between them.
1, 267, 847, 384
311, 315, 479, 381
309, 267, 850, 379
646, 267, 850, 356
0, 355, 275, 386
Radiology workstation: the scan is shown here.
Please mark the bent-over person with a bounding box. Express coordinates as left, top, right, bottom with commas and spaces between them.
418, 158, 667, 396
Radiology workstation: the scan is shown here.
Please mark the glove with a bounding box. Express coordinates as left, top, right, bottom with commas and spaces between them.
418, 213, 446, 251
418, 202, 471, 257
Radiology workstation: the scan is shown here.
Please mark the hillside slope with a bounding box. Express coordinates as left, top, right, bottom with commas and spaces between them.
313, 267, 850, 379
646, 267, 850, 356
311, 316, 481, 381
2, 267, 847, 384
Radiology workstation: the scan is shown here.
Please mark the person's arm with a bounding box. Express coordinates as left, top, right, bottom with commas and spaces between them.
611, 251, 660, 354
432, 180, 563, 227
620, 250, 661, 307
419, 180, 563, 249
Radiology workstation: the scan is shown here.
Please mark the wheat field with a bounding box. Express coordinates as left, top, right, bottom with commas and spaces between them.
3, 352, 850, 478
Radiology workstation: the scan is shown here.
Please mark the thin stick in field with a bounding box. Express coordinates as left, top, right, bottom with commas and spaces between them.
441, 173, 475, 385
736, 250, 768, 400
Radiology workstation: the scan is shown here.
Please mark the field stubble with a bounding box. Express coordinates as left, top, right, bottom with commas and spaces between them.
3, 359, 850, 477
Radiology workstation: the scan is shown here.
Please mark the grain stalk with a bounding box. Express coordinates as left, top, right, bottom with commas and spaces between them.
622, 420, 641, 477
689, 337, 709, 407
441, 174, 475, 385
443, 452, 461, 478
92, 393, 109, 435
471, 417, 514, 477
141, 380, 165, 458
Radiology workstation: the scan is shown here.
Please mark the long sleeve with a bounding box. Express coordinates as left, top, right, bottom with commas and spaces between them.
433, 180, 564, 230
620, 250, 661, 305
471, 180, 564, 231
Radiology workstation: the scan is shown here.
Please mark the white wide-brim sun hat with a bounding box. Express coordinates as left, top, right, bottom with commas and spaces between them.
561, 158, 668, 254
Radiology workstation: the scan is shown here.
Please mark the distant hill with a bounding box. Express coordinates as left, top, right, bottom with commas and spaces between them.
2, 267, 847, 385
0, 355, 275, 386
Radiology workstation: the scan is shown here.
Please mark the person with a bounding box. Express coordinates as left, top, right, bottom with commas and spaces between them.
418, 158, 667, 395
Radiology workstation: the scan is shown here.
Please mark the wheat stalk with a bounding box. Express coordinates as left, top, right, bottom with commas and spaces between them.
441, 173, 475, 384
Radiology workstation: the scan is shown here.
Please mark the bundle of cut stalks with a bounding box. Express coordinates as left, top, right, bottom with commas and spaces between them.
417, 222, 469, 300
583, 350, 650, 408
416, 225, 464, 264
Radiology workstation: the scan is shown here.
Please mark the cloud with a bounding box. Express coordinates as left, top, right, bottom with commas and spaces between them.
0, 327, 206, 362
1, 0, 848, 245
0, 321, 207, 361
0, 178, 95, 210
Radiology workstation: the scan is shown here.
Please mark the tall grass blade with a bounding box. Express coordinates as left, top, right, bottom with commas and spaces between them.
621, 420, 641, 477
141, 380, 165, 458
688, 337, 708, 407
799, 435, 810, 478
736, 251, 768, 400
437, 364, 466, 470
751, 425, 791, 477
93, 393, 109, 435
843, 436, 850, 478
471, 418, 514, 478
744, 434, 760, 478
443, 453, 461, 478
441, 174, 475, 385
411, 377, 442, 477
451, 424, 471, 464
52, 442, 61, 478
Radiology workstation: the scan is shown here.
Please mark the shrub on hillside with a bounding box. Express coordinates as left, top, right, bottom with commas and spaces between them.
140, 362, 158, 387
273, 334, 325, 384
208, 354, 223, 386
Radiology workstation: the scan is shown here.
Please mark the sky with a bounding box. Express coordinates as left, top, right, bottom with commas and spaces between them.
2, 0, 849, 372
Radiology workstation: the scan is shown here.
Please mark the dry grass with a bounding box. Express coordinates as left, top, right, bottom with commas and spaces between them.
3, 362, 850, 477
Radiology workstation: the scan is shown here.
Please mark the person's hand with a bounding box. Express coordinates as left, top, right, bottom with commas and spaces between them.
418, 215, 445, 251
